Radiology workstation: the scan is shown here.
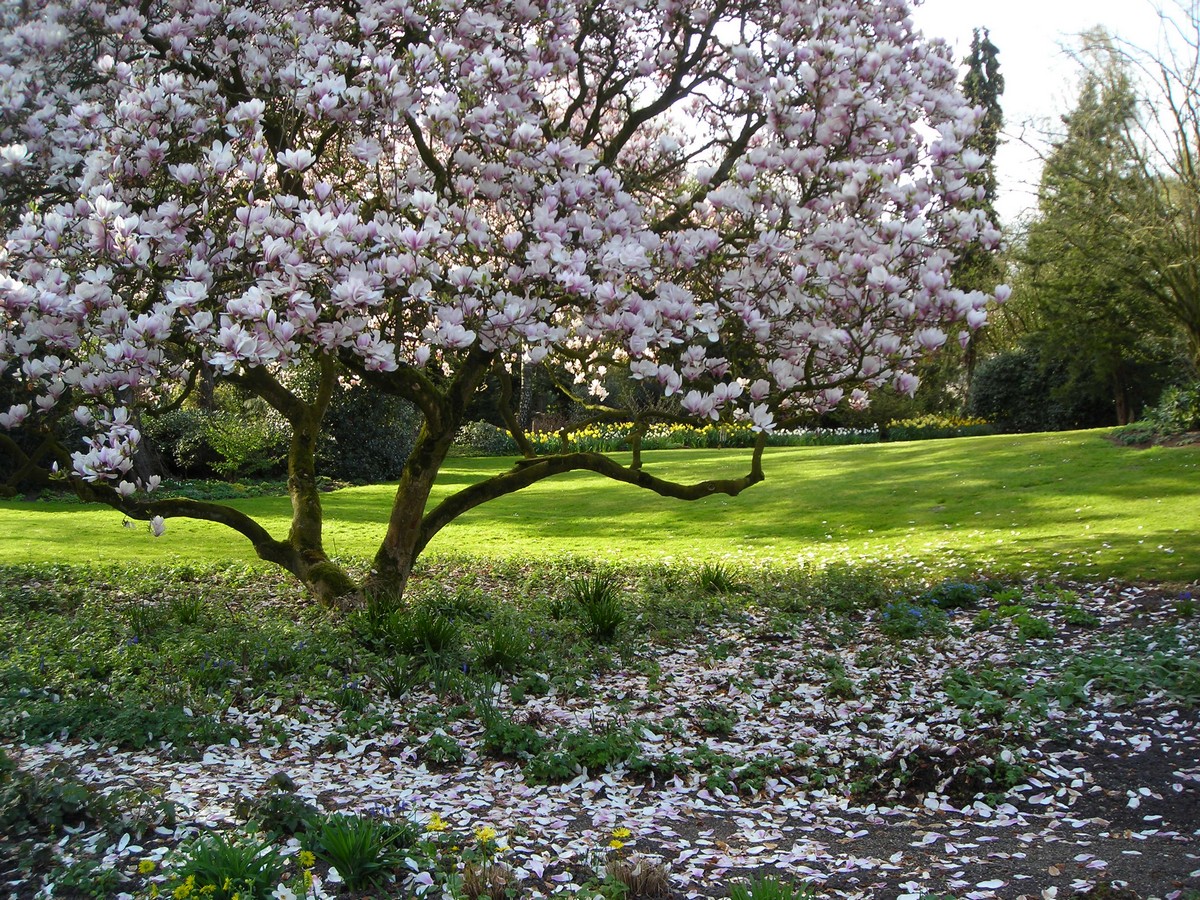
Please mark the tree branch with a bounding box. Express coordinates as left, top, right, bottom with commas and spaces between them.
416, 434, 767, 554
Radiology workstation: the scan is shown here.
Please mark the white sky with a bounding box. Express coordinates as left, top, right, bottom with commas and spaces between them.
910, 0, 1169, 226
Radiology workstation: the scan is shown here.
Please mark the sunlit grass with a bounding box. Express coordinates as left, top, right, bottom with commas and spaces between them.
1, 429, 1196, 581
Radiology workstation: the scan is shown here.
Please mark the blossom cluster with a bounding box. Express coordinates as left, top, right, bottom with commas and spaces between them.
0, 0, 1005, 486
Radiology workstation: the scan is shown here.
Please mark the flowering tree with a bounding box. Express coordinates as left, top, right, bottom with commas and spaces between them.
0, 0, 1004, 602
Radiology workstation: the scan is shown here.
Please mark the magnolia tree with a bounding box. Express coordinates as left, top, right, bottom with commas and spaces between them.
0, 0, 1005, 602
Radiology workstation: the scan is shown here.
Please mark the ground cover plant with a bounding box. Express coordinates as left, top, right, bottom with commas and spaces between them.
4, 430, 1198, 583
1, 560, 1197, 899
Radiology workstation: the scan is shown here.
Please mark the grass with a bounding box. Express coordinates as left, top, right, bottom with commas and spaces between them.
1, 429, 1197, 581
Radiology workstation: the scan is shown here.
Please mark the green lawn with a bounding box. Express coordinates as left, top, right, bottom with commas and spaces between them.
2, 429, 1196, 581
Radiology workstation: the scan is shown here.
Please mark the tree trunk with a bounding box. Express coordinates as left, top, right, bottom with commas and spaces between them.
518, 359, 536, 430
364, 420, 456, 601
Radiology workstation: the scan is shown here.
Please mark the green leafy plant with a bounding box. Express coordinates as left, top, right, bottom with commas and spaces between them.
0, 758, 112, 841
877, 600, 947, 638
167, 831, 286, 900
696, 702, 738, 737
238, 790, 319, 837
168, 593, 206, 626
477, 701, 545, 760
1013, 612, 1055, 641
47, 859, 122, 899
921, 580, 982, 610
408, 606, 463, 658
420, 731, 465, 768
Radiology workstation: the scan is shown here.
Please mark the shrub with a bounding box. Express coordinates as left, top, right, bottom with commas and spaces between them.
1145, 382, 1200, 434
141, 406, 217, 477
143, 387, 289, 480
318, 383, 421, 482
884, 414, 994, 442
967, 344, 1114, 433
453, 421, 518, 456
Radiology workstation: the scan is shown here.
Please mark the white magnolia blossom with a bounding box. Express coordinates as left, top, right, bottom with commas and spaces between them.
0, 0, 1005, 488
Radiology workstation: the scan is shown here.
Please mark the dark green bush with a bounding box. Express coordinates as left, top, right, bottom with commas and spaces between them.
1146, 382, 1200, 434
967, 345, 1113, 433
318, 384, 420, 482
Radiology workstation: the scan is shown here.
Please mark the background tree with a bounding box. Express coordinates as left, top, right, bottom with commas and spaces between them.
954, 28, 1008, 386
0, 0, 1001, 602
1007, 44, 1181, 425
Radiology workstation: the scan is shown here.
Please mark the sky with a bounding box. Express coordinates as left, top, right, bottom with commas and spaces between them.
909, 0, 1170, 225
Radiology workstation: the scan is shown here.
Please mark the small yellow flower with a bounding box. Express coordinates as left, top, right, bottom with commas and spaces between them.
223, 878, 232, 892
608, 839, 625, 850
298, 850, 315, 870
474, 825, 497, 843
172, 875, 195, 900
138, 859, 157, 875
302, 870, 313, 890
610, 827, 632, 840
426, 812, 450, 832
150, 887, 160, 899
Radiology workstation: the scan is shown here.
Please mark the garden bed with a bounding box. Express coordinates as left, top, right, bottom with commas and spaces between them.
1, 563, 1197, 899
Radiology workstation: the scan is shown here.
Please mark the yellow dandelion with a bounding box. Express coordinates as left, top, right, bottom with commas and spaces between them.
611, 827, 632, 839
298, 850, 315, 869
426, 812, 450, 832
138, 859, 157, 875
608, 839, 625, 850
474, 825, 497, 843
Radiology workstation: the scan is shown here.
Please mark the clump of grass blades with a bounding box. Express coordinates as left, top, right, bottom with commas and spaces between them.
570, 572, 624, 642
696, 562, 739, 595
729, 876, 817, 900
304, 812, 417, 891
474, 620, 530, 674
